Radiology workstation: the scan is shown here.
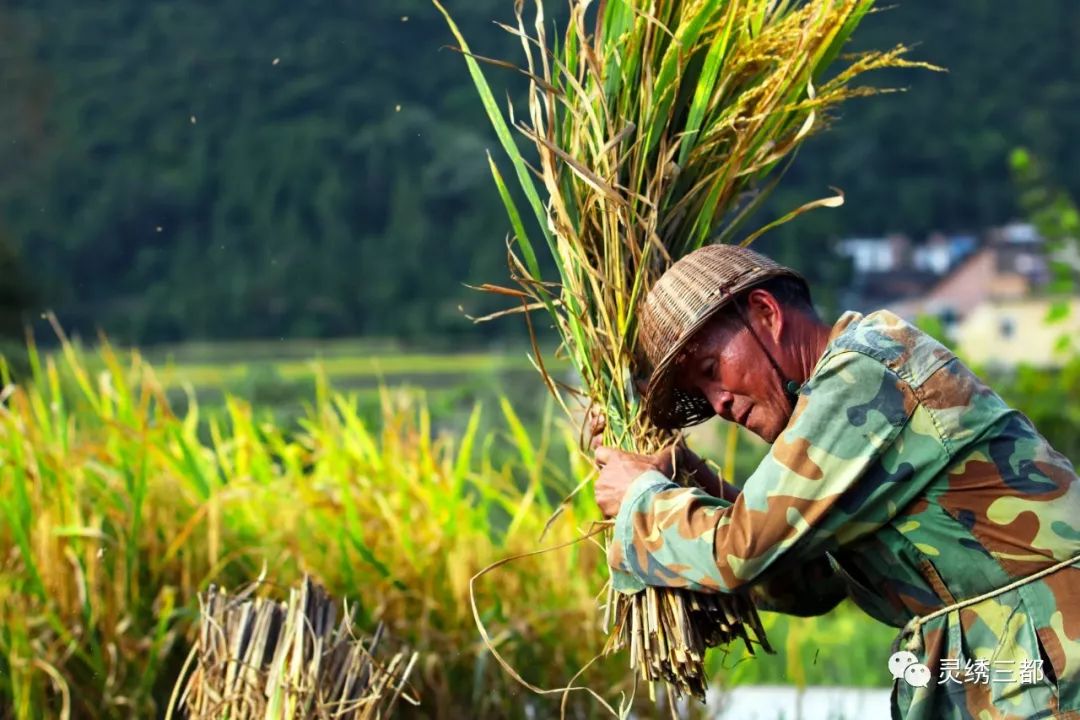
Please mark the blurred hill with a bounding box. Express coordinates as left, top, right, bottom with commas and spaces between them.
1, 0, 1077, 344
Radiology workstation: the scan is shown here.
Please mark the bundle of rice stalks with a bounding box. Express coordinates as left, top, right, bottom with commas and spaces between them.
169, 577, 418, 719
436, 0, 929, 704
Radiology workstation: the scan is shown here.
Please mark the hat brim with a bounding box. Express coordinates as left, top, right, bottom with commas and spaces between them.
641, 298, 731, 430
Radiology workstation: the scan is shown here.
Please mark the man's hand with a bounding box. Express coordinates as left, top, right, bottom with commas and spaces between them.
593, 445, 674, 518
585, 407, 739, 512
587, 408, 677, 517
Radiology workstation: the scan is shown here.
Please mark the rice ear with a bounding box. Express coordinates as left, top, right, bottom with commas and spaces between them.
442, 0, 928, 703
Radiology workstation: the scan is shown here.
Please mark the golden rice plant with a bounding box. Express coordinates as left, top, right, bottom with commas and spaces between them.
436, 0, 929, 703
170, 577, 418, 719
0, 329, 619, 719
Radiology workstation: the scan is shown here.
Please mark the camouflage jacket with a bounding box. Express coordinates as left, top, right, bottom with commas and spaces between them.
611, 310, 1080, 719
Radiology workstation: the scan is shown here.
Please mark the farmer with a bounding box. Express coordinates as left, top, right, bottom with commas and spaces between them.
590, 244, 1080, 719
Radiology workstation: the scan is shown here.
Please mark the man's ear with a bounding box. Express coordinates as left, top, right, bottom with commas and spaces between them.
746, 288, 784, 342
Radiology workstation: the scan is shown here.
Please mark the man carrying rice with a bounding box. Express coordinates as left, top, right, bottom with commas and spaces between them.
591, 243, 1080, 719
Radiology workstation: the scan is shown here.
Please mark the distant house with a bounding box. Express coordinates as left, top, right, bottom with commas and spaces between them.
837, 235, 911, 274
911, 232, 977, 275
888, 223, 1049, 325
954, 298, 1080, 368
839, 232, 979, 314
838, 232, 978, 277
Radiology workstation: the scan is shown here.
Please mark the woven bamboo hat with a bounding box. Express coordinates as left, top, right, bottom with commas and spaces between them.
638, 244, 807, 429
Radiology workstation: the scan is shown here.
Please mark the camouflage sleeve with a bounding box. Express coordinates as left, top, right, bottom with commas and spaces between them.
610, 349, 927, 593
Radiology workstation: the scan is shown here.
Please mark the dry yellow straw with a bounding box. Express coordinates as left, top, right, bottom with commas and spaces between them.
167, 577, 419, 720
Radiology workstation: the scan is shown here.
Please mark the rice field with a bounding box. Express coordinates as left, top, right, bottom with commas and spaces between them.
0, 335, 895, 719
133, 336, 559, 427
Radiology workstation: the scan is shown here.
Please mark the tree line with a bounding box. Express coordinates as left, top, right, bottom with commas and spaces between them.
1, 0, 1078, 346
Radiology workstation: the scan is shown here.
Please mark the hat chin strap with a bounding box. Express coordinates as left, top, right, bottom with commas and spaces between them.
732, 305, 799, 410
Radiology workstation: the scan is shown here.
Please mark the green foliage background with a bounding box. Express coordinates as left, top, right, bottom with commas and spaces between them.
1, 1, 1079, 344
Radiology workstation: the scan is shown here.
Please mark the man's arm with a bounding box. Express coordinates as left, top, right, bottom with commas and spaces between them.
687, 454, 844, 614
608, 350, 936, 594
748, 555, 847, 617
694, 465, 844, 616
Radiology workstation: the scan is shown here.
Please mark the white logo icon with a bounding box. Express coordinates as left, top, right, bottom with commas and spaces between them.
903, 662, 932, 688
888, 650, 918, 680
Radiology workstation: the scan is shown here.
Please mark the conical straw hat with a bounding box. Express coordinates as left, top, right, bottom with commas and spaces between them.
639, 244, 806, 429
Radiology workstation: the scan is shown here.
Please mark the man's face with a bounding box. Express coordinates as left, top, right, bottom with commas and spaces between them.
675, 312, 794, 443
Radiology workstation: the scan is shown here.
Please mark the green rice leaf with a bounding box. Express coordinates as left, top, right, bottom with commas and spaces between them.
432, 0, 554, 257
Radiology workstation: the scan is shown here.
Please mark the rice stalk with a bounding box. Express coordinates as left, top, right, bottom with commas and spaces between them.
169, 577, 419, 720
436, 0, 933, 702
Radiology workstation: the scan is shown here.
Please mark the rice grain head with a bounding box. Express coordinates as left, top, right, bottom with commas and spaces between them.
448, 0, 935, 701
